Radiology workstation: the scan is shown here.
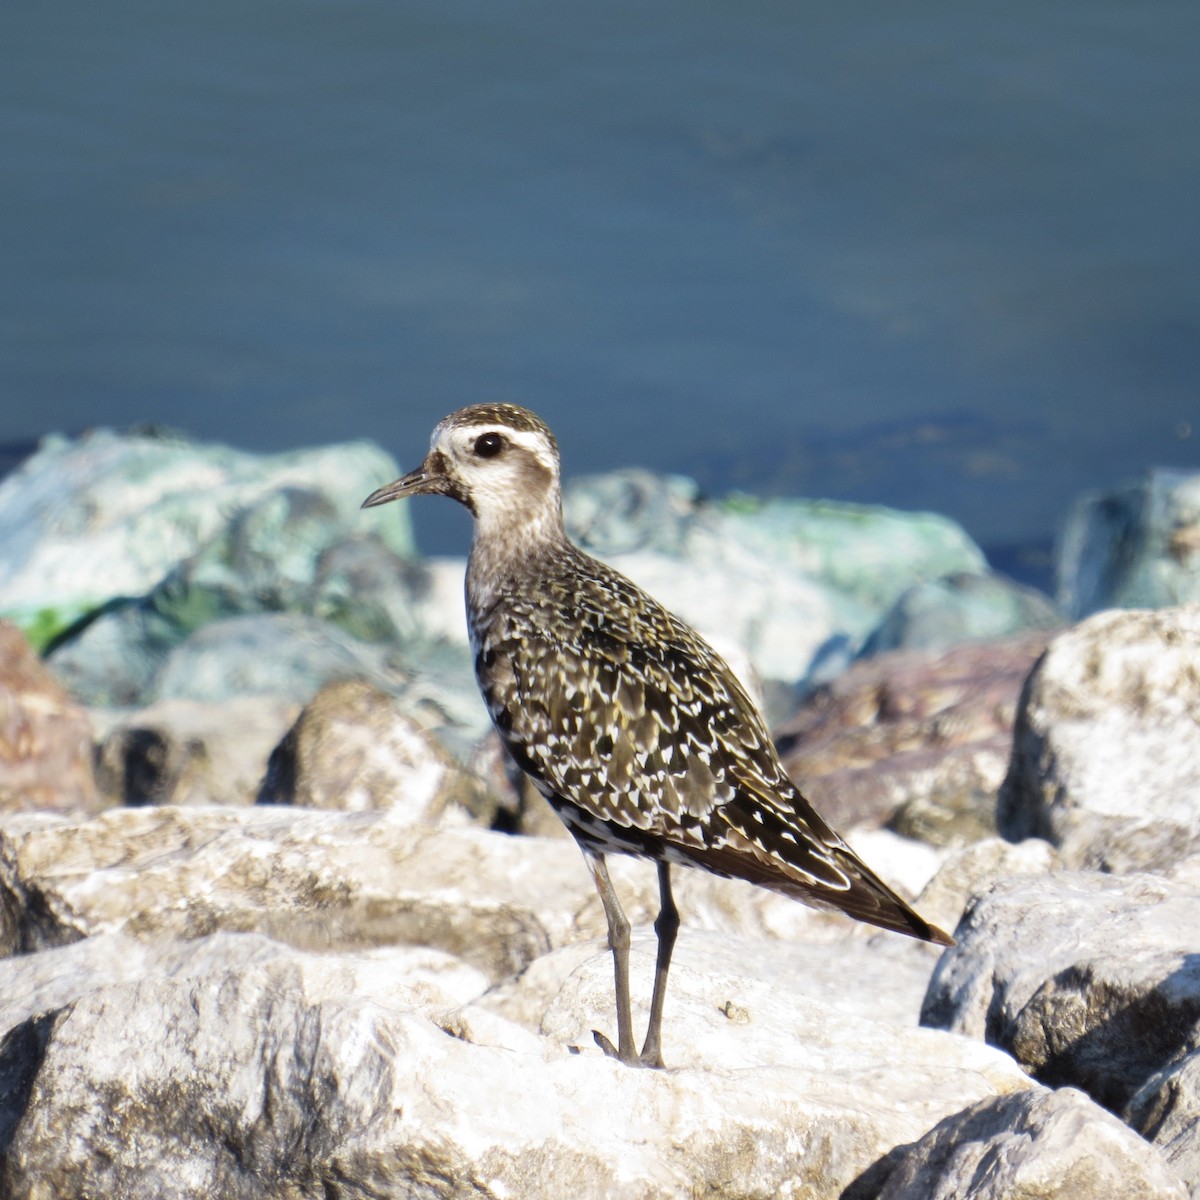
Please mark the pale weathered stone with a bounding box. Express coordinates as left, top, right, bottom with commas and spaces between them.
256, 678, 496, 826
912, 836, 1061, 941
0, 927, 1028, 1200
0, 807, 579, 978
485, 925, 946, 1038
921, 870, 1200, 1111
0, 622, 99, 815
1126, 1048, 1200, 1197
999, 605, 1200, 872
0, 803, 945, 990
93, 696, 298, 807
869, 1086, 1188, 1200
0, 929, 490, 1041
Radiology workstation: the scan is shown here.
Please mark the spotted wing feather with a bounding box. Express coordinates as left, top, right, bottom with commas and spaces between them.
472, 547, 950, 945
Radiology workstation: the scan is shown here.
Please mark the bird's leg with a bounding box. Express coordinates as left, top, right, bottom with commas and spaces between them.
638, 861, 679, 1069
584, 852, 638, 1066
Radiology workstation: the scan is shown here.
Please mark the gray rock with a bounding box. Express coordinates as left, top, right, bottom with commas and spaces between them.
45, 534, 460, 710
93, 696, 299, 807
0, 929, 490, 1044
563, 468, 702, 555
1127, 1049, 1200, 1197
0, 928, 1027, 1200
0, 801, 945, 985
148, 612, 401, 704
869, 1086, 1187, 1200
921, 870, 1200, 1112
257, 678, 496, 826
911, 836, 1061, 943
1058, 467, 1200, 620
0, 428, 413, 651
0, 807, 583, 979
998, 605, 1200, 872
859, 570, 1062, 657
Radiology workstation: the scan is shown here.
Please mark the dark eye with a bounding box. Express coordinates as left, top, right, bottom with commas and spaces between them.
474, 432, 504, 458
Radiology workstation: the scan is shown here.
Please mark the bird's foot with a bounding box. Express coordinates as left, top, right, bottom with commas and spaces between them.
592, 1029, 665, 1070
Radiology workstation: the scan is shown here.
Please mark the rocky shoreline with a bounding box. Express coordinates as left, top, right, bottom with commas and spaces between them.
1, 427, 1199, 1198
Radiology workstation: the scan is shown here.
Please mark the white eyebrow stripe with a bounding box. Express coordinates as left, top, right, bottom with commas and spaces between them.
451, 423, 558, 470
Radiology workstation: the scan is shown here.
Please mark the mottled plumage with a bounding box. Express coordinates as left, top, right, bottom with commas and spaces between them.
364, 403, 952, 1068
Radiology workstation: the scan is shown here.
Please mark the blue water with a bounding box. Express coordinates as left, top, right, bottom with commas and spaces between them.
3, 1, 1198, 579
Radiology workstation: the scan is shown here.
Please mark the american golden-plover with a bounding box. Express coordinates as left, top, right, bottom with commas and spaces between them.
364, 403, 952, 1068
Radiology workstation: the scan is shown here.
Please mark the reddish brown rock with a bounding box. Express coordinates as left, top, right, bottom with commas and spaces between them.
776, 631, 1054, 844
0, 622, 100, 814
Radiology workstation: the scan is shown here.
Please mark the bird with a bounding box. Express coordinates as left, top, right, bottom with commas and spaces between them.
362, 403, 953, 1069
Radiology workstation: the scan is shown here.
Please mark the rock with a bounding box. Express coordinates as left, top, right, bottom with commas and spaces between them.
0, 807, 585, 978
307, 535, 454, 645
518, 924, 951, 1041
998, 605, 1200, 872
1127, 1048, 1200, 1196
44, 538, 467, 711
0, 801, 946, 980
0, 929, 490, 1042
859, 570, 1063, 657
776, 632, 1052, 843
1058, 467, 1200, 620
0, 428, 413, 650
866, 1086, 1188, 1200
0, 928, 1028, 1200
467, 729, 568, 838
912, 836, 1061, 940
0, 621, 99, 814
563, 468, 701, 555
257, 678, 496, 826
93, 696, 298, 807
148, 613, 402, 705
55, 609, 490, 750
921, 870, 1200, 1113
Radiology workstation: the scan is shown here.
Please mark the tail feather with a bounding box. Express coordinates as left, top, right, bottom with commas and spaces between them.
673, 823, 955, 947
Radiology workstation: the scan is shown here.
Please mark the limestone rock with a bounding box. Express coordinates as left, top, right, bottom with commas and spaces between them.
1126, 1048, 1200, 1196
868, 1087, 1187, 1200
1058, 467, 1200, 620
257, 678, 496, 826
777, 632, 1051, 843
93, 696, 298, 807
486, 925, 946, 1037
0, 928, 1028, 1200
0, 807, 582, 978
912, 836, 1061, 940
921, 870, 1200, 1112
0, 802, 944, 981
0, 929, 490, 1043
0, 621, 99, 814
998, 605, 1200, 872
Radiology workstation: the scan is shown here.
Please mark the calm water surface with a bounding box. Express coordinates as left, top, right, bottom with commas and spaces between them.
3, 1, 1198, 577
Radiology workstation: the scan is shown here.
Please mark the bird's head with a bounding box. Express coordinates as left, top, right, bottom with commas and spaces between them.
362, 404, 564, 541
